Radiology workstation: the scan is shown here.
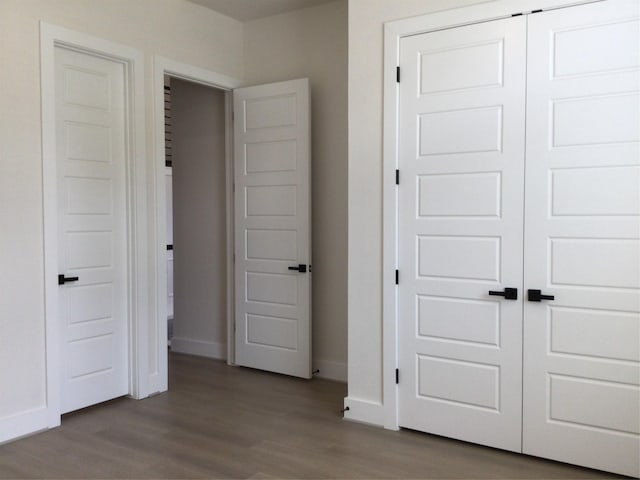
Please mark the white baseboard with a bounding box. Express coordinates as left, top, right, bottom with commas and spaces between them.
342, 397, 384, 427
0, 406, 51, 445
170, 337, 227, 360
313, 358, 347, 382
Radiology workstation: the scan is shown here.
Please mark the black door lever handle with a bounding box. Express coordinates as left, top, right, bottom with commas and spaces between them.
58, 274, 79, 285
488, 287, 518, 300
288, 264, 307, 273
528, 289, 554, 302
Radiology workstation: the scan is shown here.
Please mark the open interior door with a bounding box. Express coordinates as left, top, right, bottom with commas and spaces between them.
233, 78, 311, 378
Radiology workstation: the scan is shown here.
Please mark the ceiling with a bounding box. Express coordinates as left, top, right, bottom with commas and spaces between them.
188, 0, 336, 22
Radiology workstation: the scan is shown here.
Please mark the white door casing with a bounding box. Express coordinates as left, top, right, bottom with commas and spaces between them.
397, 16, 527, 451
522, 1, 640, 476
234, 79, 312, 379
55, 46, 129, 414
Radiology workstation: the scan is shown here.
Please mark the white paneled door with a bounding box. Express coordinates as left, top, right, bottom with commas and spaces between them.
234, 79, 312, 378
397, 16, 527, 452
55, 47, 129, 413
522, 2, 640, 476
396, 1, 639, 476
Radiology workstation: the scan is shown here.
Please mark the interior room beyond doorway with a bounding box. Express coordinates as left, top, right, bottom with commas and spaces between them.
166, 76, 229, 361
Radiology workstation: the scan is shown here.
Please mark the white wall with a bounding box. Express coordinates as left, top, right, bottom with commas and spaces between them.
345, 0, 497, 423
170, 78, 227, 359
244, 0, 348, 382
0, 0, 242, 437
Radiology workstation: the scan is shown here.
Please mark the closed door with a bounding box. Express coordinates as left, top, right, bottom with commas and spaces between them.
234, 79, 312, 379
397, 16, 527, 451
522, 1, 640, 476
55, 47, 129, 413
397, 1, 640, 476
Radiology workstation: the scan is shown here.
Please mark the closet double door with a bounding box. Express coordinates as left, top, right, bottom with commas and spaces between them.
397, 1, 639, 476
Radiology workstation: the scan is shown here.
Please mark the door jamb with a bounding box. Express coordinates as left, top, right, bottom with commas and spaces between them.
381, 0, 602, 431
151, 57, 242, 395
40, 23, 148, 428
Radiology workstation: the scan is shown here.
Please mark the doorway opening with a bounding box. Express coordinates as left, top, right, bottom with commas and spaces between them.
164, 76, 230, 362
151, 58, 240, 395
152, 59, 313, 393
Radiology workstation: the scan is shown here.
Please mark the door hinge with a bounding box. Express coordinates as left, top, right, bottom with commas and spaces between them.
395, 368, 399, 384
531, 9, 543, 13
511, 12, 523, 16
395, 269, 399, 285
395, 169, 399, 185
396, 66, 400, 83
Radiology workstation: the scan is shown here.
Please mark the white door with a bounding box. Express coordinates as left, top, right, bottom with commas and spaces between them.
55, 47, 129, 413
233, 79, 312, 378
522, 2, 640, 477
397, 17, 527, 451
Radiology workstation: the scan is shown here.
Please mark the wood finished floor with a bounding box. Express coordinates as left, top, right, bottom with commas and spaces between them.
0, 353, 625, 479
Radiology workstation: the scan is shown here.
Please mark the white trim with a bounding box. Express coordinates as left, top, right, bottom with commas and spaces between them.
0, 407, 51, 445
224, 91, 236, 367
343, 397, 384, 426
171, 338, 227, 360
152, 56, 242, 395
40, 23, 148, 439
314, 359, 347, 383
381, 0, 602, 432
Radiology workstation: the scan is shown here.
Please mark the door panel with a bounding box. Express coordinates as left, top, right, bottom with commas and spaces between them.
56, 47, 128, 413
234, 79, 311, 378
398, 17, 527, 451
522, 2, 640, 477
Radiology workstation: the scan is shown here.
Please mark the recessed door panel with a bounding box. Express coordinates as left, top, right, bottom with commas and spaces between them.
245, 140, 297, 174
246, 185, 297, 216
419, 40, 504, 94
418, 236, 500, 282
418, 106, 503, 156
417, 356, 500, 410
417, 296, 500, 347
551, 166, 640, 216
549, 307, 639, 362
418, 173, 501, 217
551, 93, 640, 147
246, 229, 297, 261
552, 19, 640, 77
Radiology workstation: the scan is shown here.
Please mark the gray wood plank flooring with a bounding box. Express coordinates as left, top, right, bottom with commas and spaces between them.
0, 353, 624, 479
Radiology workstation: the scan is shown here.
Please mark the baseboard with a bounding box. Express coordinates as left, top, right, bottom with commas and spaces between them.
342, 397, 384, 427
170, 337, 227, 360
0, 406, 51, 444
313, 358, 347, 382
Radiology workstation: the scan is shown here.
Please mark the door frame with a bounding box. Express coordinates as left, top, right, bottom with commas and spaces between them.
381, 0, 602, 431
41, 23, 148, 428
151, 57, 242, 394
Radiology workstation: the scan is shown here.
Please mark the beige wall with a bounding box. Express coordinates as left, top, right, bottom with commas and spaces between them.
170, 79, 228, 359
346, 0, 496, 418
0, 0, 242, 430
244, 0, 348, 381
